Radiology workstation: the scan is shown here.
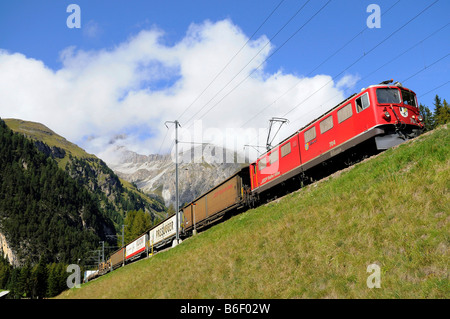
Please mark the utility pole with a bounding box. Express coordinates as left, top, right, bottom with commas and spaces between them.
122, 224, 127, 266
191, 203, 197, 236
99, 241, 104, 263
165, 120, 181, 245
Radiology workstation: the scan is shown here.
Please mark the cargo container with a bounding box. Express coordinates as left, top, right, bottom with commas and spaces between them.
182, 168, 250, 234
126, 234, 148, 261
149, 212, 183, 250
110, 247, 125, 270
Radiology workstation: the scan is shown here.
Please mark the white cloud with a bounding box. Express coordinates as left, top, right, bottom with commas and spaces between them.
0, 19, 356, 164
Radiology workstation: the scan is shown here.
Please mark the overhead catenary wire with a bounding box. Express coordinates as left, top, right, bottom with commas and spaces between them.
238, 0, 402, 129
182, 0, 332, 130
160, 0, 287, 155
402, 52, 450, 84
281, 0, 440, 120
285, 21, 450, 129
286, 51, 450, 133
177, 0, 287, 122
419, 80, 450, 98
181, 0, 314, 129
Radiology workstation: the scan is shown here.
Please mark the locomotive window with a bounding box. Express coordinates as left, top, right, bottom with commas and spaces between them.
376, 88, 401, 104
269, 149, 279, 164
258, 157, 267, 171
356, 93, 370, 112
281, 142, 291, 157
337, 103, 353, 123
320, 116, 333, 134
401, 89, 417, 107
304, 126, 316, 143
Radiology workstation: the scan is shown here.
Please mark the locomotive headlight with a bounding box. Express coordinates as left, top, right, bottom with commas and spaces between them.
417, 115, 423, 122
383, 111, 391, 120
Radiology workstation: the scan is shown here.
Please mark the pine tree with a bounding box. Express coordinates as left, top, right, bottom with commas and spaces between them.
419, 103, 434, 131
31, 258, 48, 299
435, 98, 450, 125
433, 95, 443, 126
18, 264, 32, 298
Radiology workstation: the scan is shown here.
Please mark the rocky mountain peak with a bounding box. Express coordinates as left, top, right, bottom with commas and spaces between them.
107, 144, 247, 209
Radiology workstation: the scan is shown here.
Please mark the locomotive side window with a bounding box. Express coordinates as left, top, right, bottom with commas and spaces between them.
281, 142, 291, 157
304, 126, 316, 143
320, 116, 333, 134
356, 93, 370, 112
258, 157, 267, 171
337, 103, 353, 123
269, 149, 279, 164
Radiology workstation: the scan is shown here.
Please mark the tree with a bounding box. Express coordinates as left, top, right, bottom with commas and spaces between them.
419, 103, 434, 131
18, 264, 32, 298
31, 258, 48, 299
47, 263, 68, 297
433, 95, 443, 123
123, 210, 153, 243
434, 98, 450, 126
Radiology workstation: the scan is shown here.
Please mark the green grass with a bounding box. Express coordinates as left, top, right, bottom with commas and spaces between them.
57, 125, 449, 299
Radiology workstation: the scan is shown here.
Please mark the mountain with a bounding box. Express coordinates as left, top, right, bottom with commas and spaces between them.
0, 118, 115, 266
106, 145, 247, 209
4, 119, 167, 226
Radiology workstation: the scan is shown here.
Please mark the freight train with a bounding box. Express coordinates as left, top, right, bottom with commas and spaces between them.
88, 80, 424, 281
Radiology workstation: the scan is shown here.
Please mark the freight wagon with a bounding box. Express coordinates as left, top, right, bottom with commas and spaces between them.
126, 233, 148, 262
149, 212, 183, 250
182, 167, 252, 235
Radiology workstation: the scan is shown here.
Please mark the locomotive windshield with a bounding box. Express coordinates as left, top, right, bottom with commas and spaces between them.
376, 88, 401, 104
376, 87, 417, 107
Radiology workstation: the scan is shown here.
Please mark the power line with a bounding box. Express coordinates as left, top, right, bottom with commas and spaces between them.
183, 0, 332, 130
238, 0, 402, 130
177, 0, 287, 122
402, 52, 450, 83
182, 0, 313, 128
286, 24, 449, 132
419, 80, 450, 98
281, 0, 440, 119
157, 124, 171, 155
358, 22, 449, 84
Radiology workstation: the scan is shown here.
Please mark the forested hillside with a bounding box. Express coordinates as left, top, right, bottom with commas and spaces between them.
0, 118, 115, 266
4, 119, 168, 232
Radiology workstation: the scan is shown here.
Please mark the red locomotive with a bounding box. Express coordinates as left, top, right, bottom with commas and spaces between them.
249, 79, 423, 198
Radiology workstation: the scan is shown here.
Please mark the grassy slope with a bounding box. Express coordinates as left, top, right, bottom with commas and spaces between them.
58, 125, 449, 299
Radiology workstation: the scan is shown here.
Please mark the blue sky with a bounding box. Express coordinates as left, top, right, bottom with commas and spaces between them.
0, 0, 448, 161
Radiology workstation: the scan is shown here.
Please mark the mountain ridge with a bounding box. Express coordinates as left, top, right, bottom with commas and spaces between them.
4, 119, 167, 225
107, 144, 247, 209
